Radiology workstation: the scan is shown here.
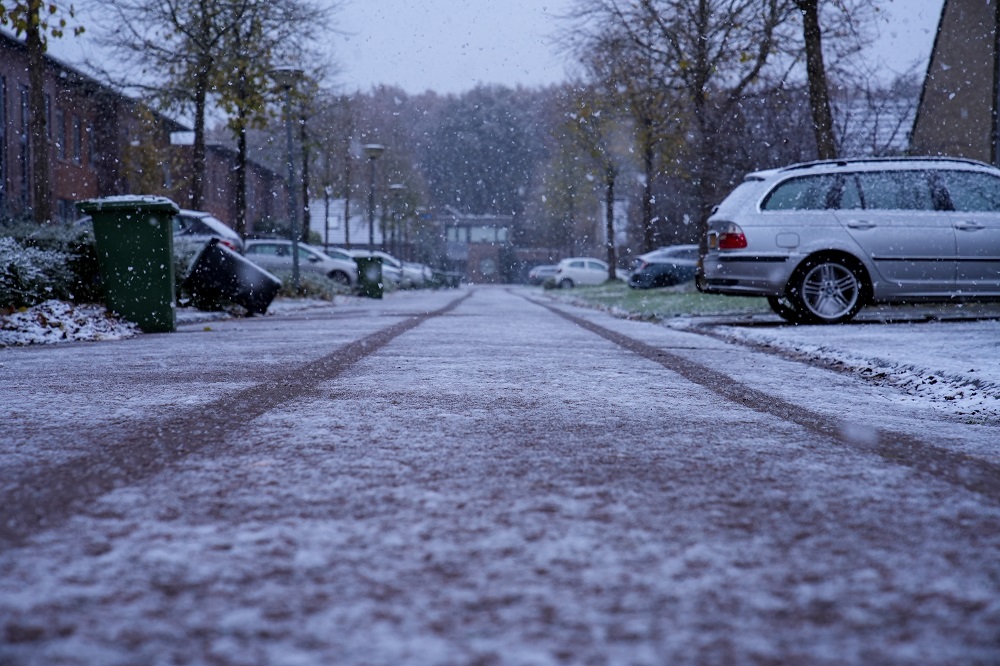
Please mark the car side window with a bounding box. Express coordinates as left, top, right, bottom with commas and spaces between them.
173, 217, 194, 234
587, 261, 604, 271
854, 171, 935, 210
761, 175, 838, 211
570, 260, 585, 268
940, 171, 1000, 212
249, 244, 278, 256
839, 176, 863, 209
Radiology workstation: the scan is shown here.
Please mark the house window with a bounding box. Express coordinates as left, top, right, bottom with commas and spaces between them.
87, 124, 96, 166
55, 109, 66, 159
0, 76, 6, 210
72, 115, 82, 164
19, 85, 29, 206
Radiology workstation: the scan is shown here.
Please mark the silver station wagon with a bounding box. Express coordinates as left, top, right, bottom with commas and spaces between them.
697, 157, 1000, 323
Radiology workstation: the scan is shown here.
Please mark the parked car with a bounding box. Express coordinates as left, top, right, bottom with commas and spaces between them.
344, 249, 403, 286
172, 209, 244, 255
401, 261, 432, 288
244, 239, 358, 286
628, 245, 699, 289
528, 264, 559, 285
697, 157, 1000, 323
553, 257, 627, 288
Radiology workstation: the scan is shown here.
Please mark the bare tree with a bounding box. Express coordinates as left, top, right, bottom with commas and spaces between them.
793, 0, 837, 158
100, 0, 252, 210
213, 0, 331, 236
562, 84, 630, 277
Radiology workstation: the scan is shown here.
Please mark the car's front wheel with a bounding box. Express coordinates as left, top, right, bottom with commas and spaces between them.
788, 256, 866, 324
559, 278, 574, 289
328, 270, 352, 286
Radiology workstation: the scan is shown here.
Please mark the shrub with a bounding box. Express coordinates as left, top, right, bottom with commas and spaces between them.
0, 221, 101, 309
272, 271, 358, 300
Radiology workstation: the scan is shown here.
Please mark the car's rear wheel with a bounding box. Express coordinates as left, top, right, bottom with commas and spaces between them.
559, 278, 574, 289
766, 295, 806, 324
788, 256, 865, 324
328, 270, 351, 286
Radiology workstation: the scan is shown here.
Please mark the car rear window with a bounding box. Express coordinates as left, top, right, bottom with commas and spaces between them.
762, 174, 840, 211
939, 170, 1000, 212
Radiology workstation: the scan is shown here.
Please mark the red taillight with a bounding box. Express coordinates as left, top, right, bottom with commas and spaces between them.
219, 239, 240, 252
717, 223, 747, 250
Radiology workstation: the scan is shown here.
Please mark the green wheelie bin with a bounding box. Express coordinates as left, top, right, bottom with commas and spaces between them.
354, 255, 383, 299
77, 196, 180, 333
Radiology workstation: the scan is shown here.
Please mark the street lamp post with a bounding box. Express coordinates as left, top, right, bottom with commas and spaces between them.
363, 144, 385, 250
388, 183, 407, 258
269, 67, 304, 292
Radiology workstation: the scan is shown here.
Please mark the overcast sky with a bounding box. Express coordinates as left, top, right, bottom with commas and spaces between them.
332, 0, 947, 94
47, 0, 946, 96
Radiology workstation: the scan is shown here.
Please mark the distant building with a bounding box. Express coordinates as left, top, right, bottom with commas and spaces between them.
0, 30, 287, 229
911, 0, 1000, 164
439, 207, 513, 283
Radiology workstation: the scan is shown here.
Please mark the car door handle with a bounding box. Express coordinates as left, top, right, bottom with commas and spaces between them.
954, 221, 985, 231
845, 220, 876, 230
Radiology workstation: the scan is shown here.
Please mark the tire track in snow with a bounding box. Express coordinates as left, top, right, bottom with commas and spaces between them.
0, 291, 472, 549
533, 296, 1000, 503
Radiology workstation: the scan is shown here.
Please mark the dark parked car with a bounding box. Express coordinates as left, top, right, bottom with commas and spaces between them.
628, 245, 699, 289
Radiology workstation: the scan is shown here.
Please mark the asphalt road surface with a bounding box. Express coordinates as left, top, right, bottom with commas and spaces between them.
2, 286, 998, 665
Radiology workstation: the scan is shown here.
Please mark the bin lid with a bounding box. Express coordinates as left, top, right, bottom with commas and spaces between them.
76, 196, 180, 216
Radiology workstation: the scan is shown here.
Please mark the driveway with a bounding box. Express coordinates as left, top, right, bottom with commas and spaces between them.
2, 286, 998, 665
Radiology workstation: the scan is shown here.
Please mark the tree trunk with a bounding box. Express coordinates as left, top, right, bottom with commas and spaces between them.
26, 1, 51, 224
235, 120, 248, 237
191, 70, 208, 211
300, 116, 310, 243
605, 163, 617, 281
796, 0, 837, 159
641, 119, 655, 253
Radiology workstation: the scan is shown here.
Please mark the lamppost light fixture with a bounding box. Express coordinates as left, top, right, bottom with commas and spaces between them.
268, 67, 304, 90
364, 143, 386, 160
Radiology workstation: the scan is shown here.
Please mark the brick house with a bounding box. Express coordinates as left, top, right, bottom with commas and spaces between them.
0, 31, 287, 230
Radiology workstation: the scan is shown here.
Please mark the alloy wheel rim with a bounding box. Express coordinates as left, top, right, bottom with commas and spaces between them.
801, 263, 858, 319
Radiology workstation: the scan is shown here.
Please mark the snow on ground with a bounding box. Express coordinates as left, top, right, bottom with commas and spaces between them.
0, 297, 351, 347
5, 291, 1000, 425
2, 287, 999, 664
0, 301, 139, 346
672, 317, 1000, 422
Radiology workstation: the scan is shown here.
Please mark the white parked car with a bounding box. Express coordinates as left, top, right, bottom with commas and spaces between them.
401, 261, 432, 288
698, 157, 1000, 323
172, 209, 244, 254
553, 257, 627, 288
244, 239, 358, 286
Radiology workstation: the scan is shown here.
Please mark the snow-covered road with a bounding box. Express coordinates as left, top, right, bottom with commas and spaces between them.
2, 286, 998, 665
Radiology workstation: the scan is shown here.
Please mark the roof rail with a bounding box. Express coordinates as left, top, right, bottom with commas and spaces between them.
778, 156, 994, 172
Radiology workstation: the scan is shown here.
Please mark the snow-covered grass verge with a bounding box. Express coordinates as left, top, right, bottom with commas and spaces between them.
0, 300, 138, 347
695, 318, 1000, 422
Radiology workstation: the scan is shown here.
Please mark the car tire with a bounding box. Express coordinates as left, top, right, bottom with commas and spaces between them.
767, 295, 807, 324
559, 278, 574, 289
787, 255, 866, 324
328, 270, 352, 286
